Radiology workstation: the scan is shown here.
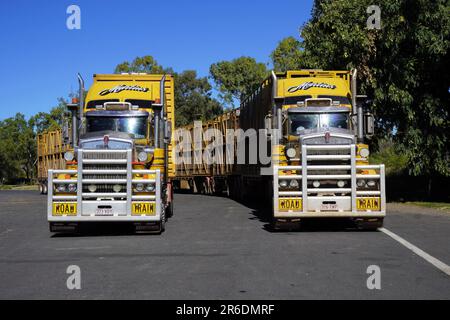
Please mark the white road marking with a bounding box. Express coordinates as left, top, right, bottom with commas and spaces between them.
379, 227, 450, 277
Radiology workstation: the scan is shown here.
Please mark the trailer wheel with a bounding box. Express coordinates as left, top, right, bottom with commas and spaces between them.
42, 182, 48, 195
39, 184, 43, 194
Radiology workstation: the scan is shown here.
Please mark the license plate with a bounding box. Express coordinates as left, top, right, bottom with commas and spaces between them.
52, 203, 77, 216
132, 202, 156, 215
357, 197, 381, 211
95, 208, 114, 216
321, 203, 338, 211
278, 198, 302, 211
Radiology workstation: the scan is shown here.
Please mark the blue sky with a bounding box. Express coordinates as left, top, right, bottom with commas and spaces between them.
0, 0, 313, 120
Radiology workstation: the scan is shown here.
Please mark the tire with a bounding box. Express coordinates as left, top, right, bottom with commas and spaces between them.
166, 201, 174, 218
42, 182, 48, 195
39, 183, 43, 194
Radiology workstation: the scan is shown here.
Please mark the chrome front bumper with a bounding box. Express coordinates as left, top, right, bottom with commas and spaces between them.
47, 149, 162, 222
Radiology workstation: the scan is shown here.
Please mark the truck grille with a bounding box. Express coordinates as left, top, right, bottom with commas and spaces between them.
80, 149, 130, 200
302, 134, 355, 194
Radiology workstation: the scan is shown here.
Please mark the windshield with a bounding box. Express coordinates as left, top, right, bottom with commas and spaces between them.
86, 116, 148, 139
289, 113, 349, 134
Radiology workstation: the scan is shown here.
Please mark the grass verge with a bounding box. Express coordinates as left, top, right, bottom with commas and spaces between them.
405, 202, 450, 213
0, 184, 39, 191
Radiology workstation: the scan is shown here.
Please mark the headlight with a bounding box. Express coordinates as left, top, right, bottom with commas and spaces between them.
88, 185, 97, 192
279, 180, 288, 188
337, 180, 345, 188
356, 179, 366, 188
57, 184, 67, 192
146, 183, 155, 192
359, 148, 370, 158
135, 183, 144, 192
67, 183, 77, 193
312, 180, 321, 188
138, 151, 148, 162
64, 151, 74, 161
113, 184, 122, 193
285, 148, 296, 158
289, 179, 299, 188
367, 180, 376, 187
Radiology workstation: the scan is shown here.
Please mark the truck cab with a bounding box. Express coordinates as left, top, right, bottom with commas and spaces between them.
48, 73, 175, 233
272, 70, 385, 229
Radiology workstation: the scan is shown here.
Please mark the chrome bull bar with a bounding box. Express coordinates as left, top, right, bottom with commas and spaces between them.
47, 149, 162, 222
273, 144, 386, 218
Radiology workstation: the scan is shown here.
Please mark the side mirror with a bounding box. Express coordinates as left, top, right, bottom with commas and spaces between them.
364, 113, 375, 137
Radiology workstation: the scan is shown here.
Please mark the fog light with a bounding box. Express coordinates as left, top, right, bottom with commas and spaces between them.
88, 185, 97, 192
113, 184, 122, 193
138, 151, 148, 162
337, 180, 345, 188
356, 179, 366, 188
286, 148, 296, 158
312, 180, 321, 188
289, 179, 299, 188
67, 183, 77, 193
135, 183, 144, 192
57, 184, 67, 192
359, 148, 370, 158
64, 151, 74, 161
367, 180, 376, 187
146, 183, 155, 192
279, 180, 288, 188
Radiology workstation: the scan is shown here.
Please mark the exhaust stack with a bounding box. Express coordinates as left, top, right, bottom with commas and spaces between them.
77, 73, 85, 137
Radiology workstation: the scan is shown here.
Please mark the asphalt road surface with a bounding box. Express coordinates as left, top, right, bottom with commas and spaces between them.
0, 190, 449, 299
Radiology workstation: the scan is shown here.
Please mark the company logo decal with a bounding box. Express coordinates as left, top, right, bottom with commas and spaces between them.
287, 82, 337, 93
99, 85, 149, 96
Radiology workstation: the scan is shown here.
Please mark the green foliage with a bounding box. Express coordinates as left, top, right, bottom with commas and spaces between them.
0, 113, 36, 182
114, 55, 222, 127
31, 98, 70, 134
209, 57, 268, 106
271, 37, 307, 72
271, 0, 450, 177
0, 97, 71, 183
114, 56, 172, 74
370, 138, 408, 176
174, 70, 222, 126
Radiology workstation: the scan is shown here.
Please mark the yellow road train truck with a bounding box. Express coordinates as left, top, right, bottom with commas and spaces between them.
43, 73, 175, 233
175, 70, 385, 230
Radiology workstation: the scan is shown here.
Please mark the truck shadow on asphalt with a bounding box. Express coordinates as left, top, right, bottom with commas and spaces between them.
246, 203, 378, 233
50, 222, 164, 237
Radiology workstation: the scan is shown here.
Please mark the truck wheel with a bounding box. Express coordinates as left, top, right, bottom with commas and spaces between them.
355, 218, 384, 231
42, 182, 48, 195
166, 201, 174, 218
158, 214, 166, 233
39, 184, 43, 194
